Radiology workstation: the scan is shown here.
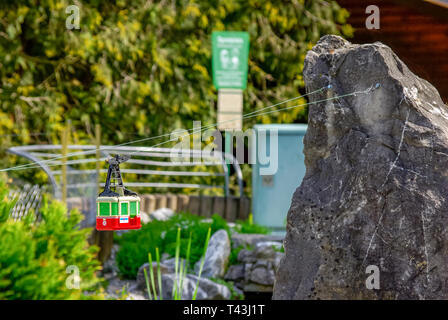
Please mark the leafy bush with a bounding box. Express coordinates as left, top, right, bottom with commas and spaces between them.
0, 179, 103, 299
1, 0, 352, 189
0, 0, 352, 145
115, 212, 229, 279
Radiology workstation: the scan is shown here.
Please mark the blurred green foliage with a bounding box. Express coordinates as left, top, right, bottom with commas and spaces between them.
0, 0, 353, 141
0, 0, 352, 186
0, 178, 104, 299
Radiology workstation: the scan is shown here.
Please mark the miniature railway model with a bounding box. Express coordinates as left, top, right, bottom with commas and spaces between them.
96, 154, 141, 231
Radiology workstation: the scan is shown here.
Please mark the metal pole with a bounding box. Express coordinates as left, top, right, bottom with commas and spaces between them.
61, 126, 68, 204
225, 131, 232, 180
95, 124, 101, 191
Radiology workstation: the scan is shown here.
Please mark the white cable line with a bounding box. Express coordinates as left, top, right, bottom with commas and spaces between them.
1, 83, 379, 172
126, 84, 378, 156
0, 87, 325, 172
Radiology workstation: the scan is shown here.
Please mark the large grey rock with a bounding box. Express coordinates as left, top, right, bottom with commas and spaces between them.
273, 35, 448, 300
195, 229, 230, 278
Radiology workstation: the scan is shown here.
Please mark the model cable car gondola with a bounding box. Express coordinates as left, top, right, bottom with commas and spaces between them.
96, 154, 141, 231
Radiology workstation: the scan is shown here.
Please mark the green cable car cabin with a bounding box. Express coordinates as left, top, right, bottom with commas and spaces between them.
96, 195, 141, 230
96, 154, 142, 231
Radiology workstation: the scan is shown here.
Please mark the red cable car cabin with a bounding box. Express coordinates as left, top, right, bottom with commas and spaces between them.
96, 154, 141, 231
96, 195, 141, 231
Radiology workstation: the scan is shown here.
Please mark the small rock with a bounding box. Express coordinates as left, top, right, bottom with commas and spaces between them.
231, 233, 284, 249
106, 278, 146, 300
161, 257, 187, 272
102, 244, 120, 277
232, 243, 285, 293
136, 262, 173, 290
224, 265, 245, 282
237, 249, 254, 263
159, 274, 231, 300
243, 283, 273, 293
194, 229, 230, 278
140, 211, 150, 224
249, 266, 275, 286
253, 245, 278, 260
125, 291, 147, 300
161, 253, 170, 261
190, 275, 231, 300
150, 208, 174, 221
255, 241, 283, 251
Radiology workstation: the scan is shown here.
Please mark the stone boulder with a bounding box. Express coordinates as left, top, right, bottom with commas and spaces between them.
273, 35, 448, 300
149, 208, 174, 221
194, 229, 230, 278
156, 274, 231, 300
136, 261, 175, 290
230, 233, 284, 249
140, 211, 150, 224
225, 242, 283, 292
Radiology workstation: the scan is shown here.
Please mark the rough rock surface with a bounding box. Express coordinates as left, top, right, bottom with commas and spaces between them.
273, 35, 448, 300
225, 242, 283, 292
149, 208, 174, 221
158, 274, 231, 300
230, 233, 284, 249
136, 261, 175, 290
195, 229, 230, 278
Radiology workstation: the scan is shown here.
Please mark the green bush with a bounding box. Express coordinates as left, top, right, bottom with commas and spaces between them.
1, 0, 352, 191
0, 180, 103, 300
115, 212, 229, 279
0, 0, 352, 146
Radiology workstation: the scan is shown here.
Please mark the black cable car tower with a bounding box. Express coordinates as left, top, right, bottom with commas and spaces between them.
98, 154, 137, 197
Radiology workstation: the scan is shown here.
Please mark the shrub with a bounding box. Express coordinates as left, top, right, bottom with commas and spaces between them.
0, 180, 103, 300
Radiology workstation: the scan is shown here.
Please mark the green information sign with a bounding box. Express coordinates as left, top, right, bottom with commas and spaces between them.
212, 31, 250, 90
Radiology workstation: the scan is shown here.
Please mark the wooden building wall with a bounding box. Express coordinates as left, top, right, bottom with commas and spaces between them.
336, 0, 448, 102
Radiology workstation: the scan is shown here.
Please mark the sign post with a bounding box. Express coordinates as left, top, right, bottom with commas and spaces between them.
212, 31, 249, 173
212, 31, 250, 131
